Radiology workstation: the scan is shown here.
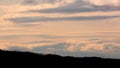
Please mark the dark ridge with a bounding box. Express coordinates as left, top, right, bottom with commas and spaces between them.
0, 49, 119, 67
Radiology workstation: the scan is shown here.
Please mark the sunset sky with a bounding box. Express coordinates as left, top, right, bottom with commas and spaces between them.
0, 0, 120, 58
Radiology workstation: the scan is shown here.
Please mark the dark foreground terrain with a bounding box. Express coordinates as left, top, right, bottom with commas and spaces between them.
0, 50, 120, 67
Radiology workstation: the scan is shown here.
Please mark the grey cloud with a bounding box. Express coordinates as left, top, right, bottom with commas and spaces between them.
0, 0, 76, 6
27, 0, 87, 13
112, 46, 120, 52
32, 46, 104, 57
22, 0, 38, 5
0, 34, 54, 40
27, 40, 55, 44
26, 0, 120, 14
0, 35, 24, 40
28, 7, 96, 13
7, 16, 120, 23
8, 46, 29, 51
29, 7, 120, 14
32, 46, 51, 53
21, 0, 54, 5
32, 43, 68, 53
21, 0, 76, 6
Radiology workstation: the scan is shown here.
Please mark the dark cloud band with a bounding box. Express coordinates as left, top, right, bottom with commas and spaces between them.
7, 16, 120, 23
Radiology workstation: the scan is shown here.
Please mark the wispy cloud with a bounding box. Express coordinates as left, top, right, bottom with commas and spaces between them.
7, 15, 120, 23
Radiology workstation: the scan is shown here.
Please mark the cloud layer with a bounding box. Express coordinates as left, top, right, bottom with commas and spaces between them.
4, 34, 120, 58
0, 0, 120, 58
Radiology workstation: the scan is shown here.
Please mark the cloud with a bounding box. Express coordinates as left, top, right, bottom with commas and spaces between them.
0, 0, 120, 59
28, 6, 96, 13
0, 0, 75, 6
8, 46, 29, 51
0, 9, 4, 16
66, 39, 120, 55
32, 43, 68, 54
22, 0, 76, 6
0, 0, 76, 14
26, 0, 93, 13
0, 0, 23, 5
84, 0, 120, 8
3, 35, 120, 58
26, 0, 120, 14
80, 43, 104, 51
7, 16, 120, 23
0, 36, 119, 58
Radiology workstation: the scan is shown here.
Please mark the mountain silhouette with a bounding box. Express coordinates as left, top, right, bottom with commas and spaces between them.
0, 49, 119, 67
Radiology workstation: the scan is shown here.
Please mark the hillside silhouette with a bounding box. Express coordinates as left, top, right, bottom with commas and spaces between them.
0, 50, 119, 67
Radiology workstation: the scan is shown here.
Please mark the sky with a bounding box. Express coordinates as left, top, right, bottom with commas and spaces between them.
0, 0, 120, 58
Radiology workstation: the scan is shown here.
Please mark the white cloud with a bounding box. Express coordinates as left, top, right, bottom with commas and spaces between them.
80, 43, 104, 52
67, 44, 80, 52
84, 0, 120, 8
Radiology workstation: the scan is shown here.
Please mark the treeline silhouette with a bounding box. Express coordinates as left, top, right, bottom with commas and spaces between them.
0, 50, 119, 67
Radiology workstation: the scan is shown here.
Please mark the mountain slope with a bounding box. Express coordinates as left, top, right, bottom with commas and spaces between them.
0, 50, 119, 67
